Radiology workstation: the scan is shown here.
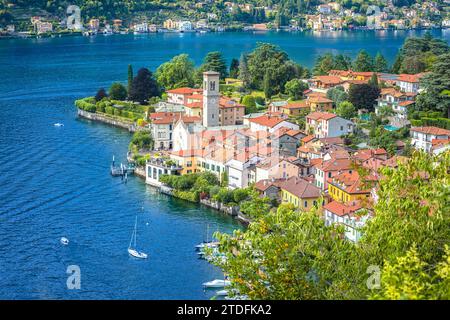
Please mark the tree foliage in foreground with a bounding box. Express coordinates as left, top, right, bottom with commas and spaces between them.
213, 152, 450, 299
156, 54, 195, 90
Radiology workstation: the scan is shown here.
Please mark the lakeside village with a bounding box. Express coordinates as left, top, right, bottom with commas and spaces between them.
75, 34, 450, 246
1, 1, 450, 37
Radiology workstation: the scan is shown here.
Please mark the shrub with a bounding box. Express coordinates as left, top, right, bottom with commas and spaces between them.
109, 82, 127, 101
95, 88, 108, 102
173, 190, 199, 203
105, 106, 114, 115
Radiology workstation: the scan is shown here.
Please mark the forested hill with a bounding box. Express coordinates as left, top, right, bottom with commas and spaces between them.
0, 0, 436, 24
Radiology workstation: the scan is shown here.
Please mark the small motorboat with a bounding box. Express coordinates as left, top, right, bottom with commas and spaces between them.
60, 237, 69, 245
54, 123, 64, 127
195, 241, 219, 251
202, 279, 231, 288
224, 295, 248, 300
128, 248, 148, 259
216, 289, 228, 296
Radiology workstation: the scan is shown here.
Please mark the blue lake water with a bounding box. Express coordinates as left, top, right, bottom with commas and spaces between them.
0, 30, 449, 299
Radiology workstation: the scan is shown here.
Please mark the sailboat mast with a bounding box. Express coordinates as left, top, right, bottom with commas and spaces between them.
134, 215, 138, 247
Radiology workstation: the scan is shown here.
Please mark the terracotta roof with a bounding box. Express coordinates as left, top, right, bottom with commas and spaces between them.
301, 135, 317, 144
307, 96, 333, 104
398, 100, 415, 107
397, 73, 424, 83
323, 201, 363, 217
151, 113, 201, 125
249, 115, 286, 128
329, 70, 351, 77
312, 75, 343, 85
279, 176, 322, 199
255, 178, 284, 192
352, 148, 387, 162
380, 87, 416, 98
185, 101, 203, 109
431, 138, 450, 146
317, 158, 353, 172
319, 137, 345, 145
170, 149, 204, 157
310, 158, 323, 167
328, 171, 378, 195
184, 96, 244, 110
167, 87, 200, 95
306, 111, 337, 121
305, 91, 327, 98
410, 126, 450, 136
282, 101, 309, 109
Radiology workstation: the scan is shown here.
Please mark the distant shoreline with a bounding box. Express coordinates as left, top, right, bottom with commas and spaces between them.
1, 27, 448, 40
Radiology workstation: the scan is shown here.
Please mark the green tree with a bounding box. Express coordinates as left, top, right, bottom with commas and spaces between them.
371, 245, 450, 300
197, 51, 228, 80
246, 43, 304, 94
415, 53, 450, 117
155, 54, 195, 90
127, 64, 133, 98
348, 83, 380, 111
336, 101, 356, 120
368, 73, 379, 87
238, 53, 251, 88
326, 86, 348, 107
109, 82, 127, 101
374, 52, 388, 72
129, 68, 160, 104
241, 95, 258, 114
229, 58, 240, 79
353, 49, 374, 72
212, 152, 450, 300
95, 88, 107, 102
284, 78, 308, 100
312, 53, 334, 76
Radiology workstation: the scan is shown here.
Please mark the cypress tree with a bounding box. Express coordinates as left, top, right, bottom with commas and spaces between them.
127, 64, 133, 99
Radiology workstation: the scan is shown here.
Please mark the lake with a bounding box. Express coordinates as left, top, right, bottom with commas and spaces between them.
0, 29, 448, 299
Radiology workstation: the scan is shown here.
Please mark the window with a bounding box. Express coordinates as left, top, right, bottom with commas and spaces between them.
304, 201, 308, 208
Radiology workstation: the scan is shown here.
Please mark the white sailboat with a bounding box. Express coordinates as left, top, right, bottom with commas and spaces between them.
128, 216, 148, 259
202, 279, 230, 288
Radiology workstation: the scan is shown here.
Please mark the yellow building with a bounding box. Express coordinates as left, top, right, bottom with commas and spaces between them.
279, 177, 322, 211
169, 149, 202, 175
280, 101, 310, 117
328, 171, 377, 203
163, 19, 179, 30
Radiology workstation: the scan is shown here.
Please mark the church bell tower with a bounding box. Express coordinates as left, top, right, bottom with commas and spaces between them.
202, 71, 220, 127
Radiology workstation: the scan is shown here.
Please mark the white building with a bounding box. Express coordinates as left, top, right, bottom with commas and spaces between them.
375, 88, 416, 120
396, 73, 424, 93
410, 126, 450, 153
306, 112, 354, 138
166, 87, 201, 105
134, 22, 149, 33
226, 156, 262, 189
323, 201, 371, 242
178, 21, 193, 32
149, 112, 201, 150
248, 115, 299, 133
145, 158, 182, 187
